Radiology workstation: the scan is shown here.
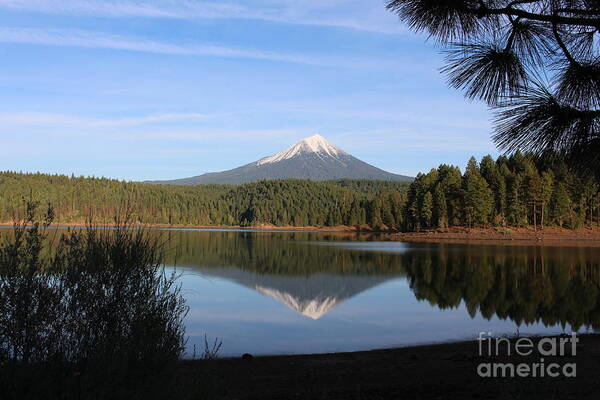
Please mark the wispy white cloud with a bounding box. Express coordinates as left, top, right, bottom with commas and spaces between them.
0, 110, 493, 153
0, 111, 316, 143
0, 0, 250, 18
0, 111, 209, 128
0, 26, 388, 67
0, 0, 405, 34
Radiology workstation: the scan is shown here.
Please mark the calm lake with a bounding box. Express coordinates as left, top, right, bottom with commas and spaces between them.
3, 227, 598, 357
156, 229, 600, 357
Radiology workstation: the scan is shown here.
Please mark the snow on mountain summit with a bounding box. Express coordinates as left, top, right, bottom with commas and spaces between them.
257, 134, 346, 166
146, 134, 413, 184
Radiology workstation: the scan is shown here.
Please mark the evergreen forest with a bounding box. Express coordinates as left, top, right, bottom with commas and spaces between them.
1, 153, 598, 230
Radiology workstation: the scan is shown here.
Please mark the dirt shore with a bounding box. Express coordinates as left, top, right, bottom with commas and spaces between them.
391, 226, 600, 246
178, 334, 600, 400
2, 222, 600, 245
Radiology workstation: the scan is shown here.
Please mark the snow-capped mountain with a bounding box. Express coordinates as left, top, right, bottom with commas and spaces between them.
256, 134, 346, 166
148, 134, 412, 185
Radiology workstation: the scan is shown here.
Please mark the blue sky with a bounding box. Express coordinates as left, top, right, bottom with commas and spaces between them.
0, 0, 497, 181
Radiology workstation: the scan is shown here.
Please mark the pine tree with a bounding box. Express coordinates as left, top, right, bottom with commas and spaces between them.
387, 0, 600, 167
405, 174, 426, 231
462, 157, 494, 227
552, 183, 571, 228
507, 174, 528, 227
526, 172, 544, 230
433, 185, 447, 228
540, 171, 554, 229
421, 191, 433, 228
437, 165, 463, 226
480, 155, 506, 225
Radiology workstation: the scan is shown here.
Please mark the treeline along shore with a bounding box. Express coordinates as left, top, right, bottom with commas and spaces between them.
1, 153, 599, 233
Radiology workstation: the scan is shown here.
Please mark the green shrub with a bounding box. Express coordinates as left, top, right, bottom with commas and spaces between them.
0, 203, 188, 400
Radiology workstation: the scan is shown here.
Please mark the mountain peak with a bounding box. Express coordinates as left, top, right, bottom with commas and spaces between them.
146, 134, 413, 185
300, 134, 334, 148
257, 134, 345, 166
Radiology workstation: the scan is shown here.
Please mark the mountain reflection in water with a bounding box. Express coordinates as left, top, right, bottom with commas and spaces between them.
193, 266, 390, 319
162, 230, 600, 332
8, 227, 592, 355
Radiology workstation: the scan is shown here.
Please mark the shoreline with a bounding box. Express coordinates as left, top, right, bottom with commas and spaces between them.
179, 334, 600, 399
0, 221, 360, 233
391, 226, 600, 246
2, 222, 600, 245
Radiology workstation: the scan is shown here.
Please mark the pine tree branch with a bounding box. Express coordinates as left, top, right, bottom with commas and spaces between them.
552, 22, 578, 65
508, 0, 539, 7
504, 18, 521, 52
473, 3, 600, 28
557, 8, 600, 16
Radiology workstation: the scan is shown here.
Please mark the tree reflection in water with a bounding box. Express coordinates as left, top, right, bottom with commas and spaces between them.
161, 230, 600, 330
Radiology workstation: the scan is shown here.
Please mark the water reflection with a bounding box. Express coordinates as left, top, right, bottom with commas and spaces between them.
193, 267, 391, 319
401, 245, 600, 331
3, 227, 595, 355
160, 230, 600, 333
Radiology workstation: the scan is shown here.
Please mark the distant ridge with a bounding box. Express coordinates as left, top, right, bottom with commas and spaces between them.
146, 134, 412, 185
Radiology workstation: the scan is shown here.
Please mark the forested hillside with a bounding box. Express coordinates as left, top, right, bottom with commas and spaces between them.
0, 174, 408, 228
1, 153, 598, 230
